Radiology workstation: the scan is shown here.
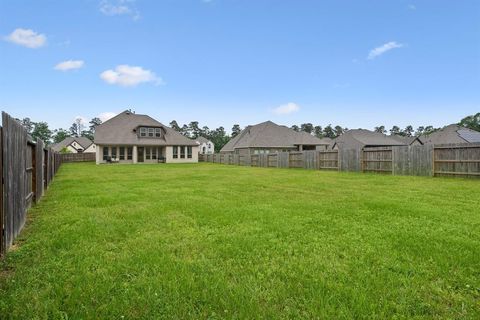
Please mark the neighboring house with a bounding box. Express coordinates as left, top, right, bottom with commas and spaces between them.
51, 137, 96, 153
390, 135, 423, 146
195, 136, 215, 154
420, 124, 480, 145
332, 129, 409, 150
220, 121, 331, 154
94, 110, 199, 164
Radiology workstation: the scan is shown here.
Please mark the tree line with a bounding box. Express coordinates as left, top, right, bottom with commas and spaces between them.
16, 117, 103, 145
168, 120, 238, 153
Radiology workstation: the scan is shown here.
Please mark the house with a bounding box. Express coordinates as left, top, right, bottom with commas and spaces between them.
195, 136, 215, 154
52, 136, 96, 153
332, 129, 409, 150
420, 124, 480, 145
220, 121, 331, 154
390, 135, 423, 146
94, 110, 199, 164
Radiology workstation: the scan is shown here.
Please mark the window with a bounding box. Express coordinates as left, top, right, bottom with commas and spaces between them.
152, 147, 157, 160
187, 146, 192, 159
111, 147, 117, 159
148, 128, 154, 137
180, 146, 185, 159
146, 147, 151, 160
119, 147, 125, 160
202, 146, 206, 153
140, 127, 147, 137
155, 128, 161, 137
173, 146, 178, 159
103, 146, 109, 160
127, 147, 133, 160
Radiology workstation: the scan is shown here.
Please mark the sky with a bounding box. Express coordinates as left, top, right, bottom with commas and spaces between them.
1, 0, 479, 133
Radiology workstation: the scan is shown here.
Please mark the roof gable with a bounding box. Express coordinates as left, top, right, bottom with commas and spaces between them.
333, 129, 407, 149
94, 110, 197, 146
220, 121, 329, 152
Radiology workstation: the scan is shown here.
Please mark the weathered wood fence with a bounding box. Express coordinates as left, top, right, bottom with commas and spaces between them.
61, 152, 96, 163
200, 143, 480, 178
0, 112, 61, 256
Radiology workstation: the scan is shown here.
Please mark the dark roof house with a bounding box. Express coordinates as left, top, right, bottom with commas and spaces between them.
52, 136, 94, 153
94, 110, 199, 164
220, 121, 330, 154
332, 129, 408, 149
420, 124, 480, 145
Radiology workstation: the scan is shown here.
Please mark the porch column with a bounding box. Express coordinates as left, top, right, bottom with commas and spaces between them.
96, 145, 101, 164
133, 145, 138, 164
299, 145, 303, 151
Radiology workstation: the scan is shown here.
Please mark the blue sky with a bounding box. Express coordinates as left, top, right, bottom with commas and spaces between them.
1, 0, 479, 132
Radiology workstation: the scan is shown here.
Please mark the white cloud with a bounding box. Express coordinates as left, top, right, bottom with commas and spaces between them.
100, 0, 140, 20
272, 102, 300, 115
4, 28, 46, 48
100, 65, 163, 87
54, 60, 85, 71
98, 112, 118, 122
367, 41, 404, 60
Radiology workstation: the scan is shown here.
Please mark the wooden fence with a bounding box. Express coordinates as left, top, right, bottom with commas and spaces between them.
0, 112, 61, 256
199, 143, 480, 178
61, 152, 96, 163
201, 150, 340, 171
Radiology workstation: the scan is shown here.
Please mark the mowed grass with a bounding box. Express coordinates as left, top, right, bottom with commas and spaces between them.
1, 163, 479, 319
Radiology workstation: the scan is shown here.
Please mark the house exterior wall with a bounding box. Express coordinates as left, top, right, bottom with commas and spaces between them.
198, 141, 214, 154
165, 146, 199, 163
84, 144, 96, 153
97, 144, 198, 164
66, 145, 79, 153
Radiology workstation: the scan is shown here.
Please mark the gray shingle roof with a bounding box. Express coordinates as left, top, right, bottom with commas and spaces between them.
51, 136, 93, 152
94, 110, 198, 146
195, 136, 211, 144
420, 124, 480, 144
220, 121, 330, 152
390, 135, 423, 145
333, 129, 407, 149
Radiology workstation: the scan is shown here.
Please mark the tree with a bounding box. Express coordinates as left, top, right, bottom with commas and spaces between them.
423, 126, 437, 135
403, 125, 414, 137
21, 118, 35, 134
170, 120, 181, 131
323, 125, 336, 138
60, 146, 72, 154
458, 112, 480, 131
82, 130, 94, 141
300, 123, 314, 134
390, 126, 401, 136
70, 117, 85, 137
209, 126, 230, 152
334, 125, 344, 137
374, 126, 387, 134
89, 117, 102, 133
202, 126, 210, 137
415, 126, 425, 136
52, 128, 71, 144
31, 122, 52, 144
231, 124, 241, 138
291, 125, 300, 132
314, 126, 323, 138
181, 124, 190, 137
188, 121, 201, 138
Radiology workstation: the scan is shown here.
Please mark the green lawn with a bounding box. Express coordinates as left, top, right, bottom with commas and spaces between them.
1, 163, 479, 319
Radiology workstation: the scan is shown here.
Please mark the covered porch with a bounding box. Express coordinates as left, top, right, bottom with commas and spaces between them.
97, 145, 167, 164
